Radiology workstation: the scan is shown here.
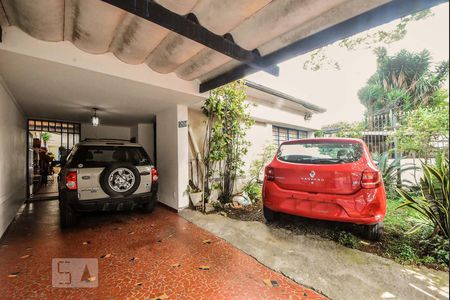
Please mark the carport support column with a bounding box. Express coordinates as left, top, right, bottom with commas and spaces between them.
156, 105, 189, 210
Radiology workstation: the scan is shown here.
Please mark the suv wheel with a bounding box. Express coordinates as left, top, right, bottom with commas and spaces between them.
363, 222, 384, 241
100, 163, 141, 197
263, 205, 280, 223
141, 194, 158, 214
59, 200, 77, 228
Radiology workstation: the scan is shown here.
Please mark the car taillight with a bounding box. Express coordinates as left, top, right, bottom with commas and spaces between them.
265, 166, 275, 181
361, 169, 381, 189
66, 171, 77, 190
151, 167, 158, 182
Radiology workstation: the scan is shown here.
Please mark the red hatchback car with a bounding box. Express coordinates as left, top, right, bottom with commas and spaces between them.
263, 138, 386, 240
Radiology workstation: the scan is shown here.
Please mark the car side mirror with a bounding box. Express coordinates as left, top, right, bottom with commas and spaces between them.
374, 160, 379, 166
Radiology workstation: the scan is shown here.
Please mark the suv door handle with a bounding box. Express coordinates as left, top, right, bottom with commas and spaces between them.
81, 176, 90, 180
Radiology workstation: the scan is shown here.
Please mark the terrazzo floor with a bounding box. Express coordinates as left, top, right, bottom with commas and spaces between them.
0, 200, 325, 299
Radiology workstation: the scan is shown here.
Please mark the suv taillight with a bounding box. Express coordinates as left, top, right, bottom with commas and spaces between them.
151, 167, 158, 182
265, 166, 275, 181
66, 171, 78, 190
361, 169, 381, 189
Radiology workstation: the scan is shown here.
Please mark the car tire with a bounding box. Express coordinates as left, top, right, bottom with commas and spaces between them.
59, 200, 77, 228
263, 205, 280, 223
364, 222, 384, 241
100, 163, 141, 197
141, 194, 158, 214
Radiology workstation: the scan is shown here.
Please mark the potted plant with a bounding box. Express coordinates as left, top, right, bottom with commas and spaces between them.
187, 183, 203, 207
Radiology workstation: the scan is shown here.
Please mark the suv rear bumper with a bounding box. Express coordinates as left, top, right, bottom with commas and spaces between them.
60, 183, 158, 212
263, 181, 386, 225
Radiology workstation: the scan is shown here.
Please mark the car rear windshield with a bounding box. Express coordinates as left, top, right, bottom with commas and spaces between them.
69, 146, 152, 168
277, 142, 363, 164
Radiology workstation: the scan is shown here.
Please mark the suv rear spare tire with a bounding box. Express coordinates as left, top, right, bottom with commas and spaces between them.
100, 163, 141, 197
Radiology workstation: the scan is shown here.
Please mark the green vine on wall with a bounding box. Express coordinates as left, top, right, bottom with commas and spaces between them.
202, 81, 254, 204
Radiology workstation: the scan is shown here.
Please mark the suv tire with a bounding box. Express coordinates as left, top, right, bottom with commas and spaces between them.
142, 194, 158, 214
363, 222, 384, 241
59, 200, 77, 228
263, 205, 280, 223
100, 163, 141, 197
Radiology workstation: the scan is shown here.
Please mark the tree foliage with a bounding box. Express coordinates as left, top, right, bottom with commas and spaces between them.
390, 105, 449, 160
321, 122, 365, 139
358, 48, 449, 113
303, 10, 434, 71
359, 48, 449, 113
202, 81, 254, 204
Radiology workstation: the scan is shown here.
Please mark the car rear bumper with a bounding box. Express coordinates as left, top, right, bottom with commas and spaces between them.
263, 181, 386, 225
59, 183, 158, 212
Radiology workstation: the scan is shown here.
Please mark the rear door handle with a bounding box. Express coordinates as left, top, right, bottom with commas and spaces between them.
81, 176, 90, 180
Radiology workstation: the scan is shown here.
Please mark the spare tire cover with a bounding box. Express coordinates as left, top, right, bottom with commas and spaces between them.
100, 163, 141, 197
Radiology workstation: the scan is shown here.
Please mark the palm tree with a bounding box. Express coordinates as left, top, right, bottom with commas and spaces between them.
359, 48, 449, 113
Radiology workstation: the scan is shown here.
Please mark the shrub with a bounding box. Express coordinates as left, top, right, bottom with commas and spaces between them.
336, 231, 360, 249
372, 152, 419, 197
249, 144, 277, 184
396, 153, 449, 239
202, 81, 254, 204
419, 234, 449, 266
243, 182, 261, 202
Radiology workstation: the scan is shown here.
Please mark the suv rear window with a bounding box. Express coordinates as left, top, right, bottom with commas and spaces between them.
69, 146, 152, 168
277, 142, 363, 164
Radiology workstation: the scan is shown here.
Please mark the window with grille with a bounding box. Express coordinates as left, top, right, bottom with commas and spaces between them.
272, 125, 308, 146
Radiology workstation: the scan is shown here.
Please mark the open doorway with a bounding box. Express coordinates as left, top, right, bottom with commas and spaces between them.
27, 120, 81, 200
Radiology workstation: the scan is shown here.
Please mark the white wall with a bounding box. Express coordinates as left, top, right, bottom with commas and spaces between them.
248, 96, 319, 131
0, 77, 26, 237
138, 124, 155, 163
131, 123, 155, 163
245, 121, 273, 168
81, 123, 131, 140
156, 105, 189, 210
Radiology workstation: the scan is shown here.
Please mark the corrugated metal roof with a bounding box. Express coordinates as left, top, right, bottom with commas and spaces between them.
0, 0, 390, 84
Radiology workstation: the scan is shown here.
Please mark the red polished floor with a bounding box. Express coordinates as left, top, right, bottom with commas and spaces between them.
0, 201, 325, 299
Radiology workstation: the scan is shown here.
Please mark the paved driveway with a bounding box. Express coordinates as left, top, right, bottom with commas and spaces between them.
0, 201, 324, 299
181, 210, 449, 300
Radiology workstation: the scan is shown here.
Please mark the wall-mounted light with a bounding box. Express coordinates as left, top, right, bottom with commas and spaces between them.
91, 108, 100, 127
304, 112, 312, 121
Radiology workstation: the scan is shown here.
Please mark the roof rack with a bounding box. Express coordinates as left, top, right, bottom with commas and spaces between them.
82, 138, 131, 142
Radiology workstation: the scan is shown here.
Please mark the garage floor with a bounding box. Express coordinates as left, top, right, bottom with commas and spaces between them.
0, 201, 324, 299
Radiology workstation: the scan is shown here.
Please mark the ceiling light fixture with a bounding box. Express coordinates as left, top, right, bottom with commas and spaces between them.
91, 108, 100, 127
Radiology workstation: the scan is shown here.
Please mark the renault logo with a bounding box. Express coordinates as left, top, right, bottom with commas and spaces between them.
310, 171, 316, 178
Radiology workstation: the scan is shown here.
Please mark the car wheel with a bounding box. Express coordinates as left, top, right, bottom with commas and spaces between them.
59, 200, 77, 228
141, 194, 158, 214
100, 163, 141, 197
364, 222, 384, 241
263, 205, 280, 223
